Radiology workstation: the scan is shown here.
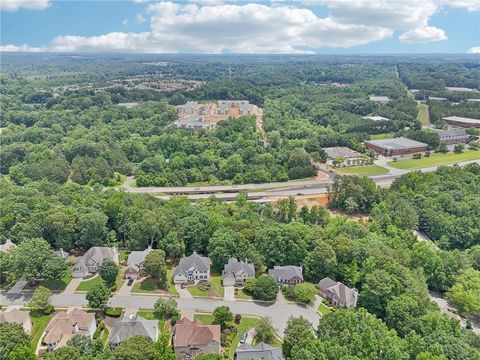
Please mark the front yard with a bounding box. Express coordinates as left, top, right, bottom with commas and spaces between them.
43, 268, 72, 291
318, 303, 332, 316
30, 311, 53, 350
76, 275, 104, 292
131, 268, 178, 296
187, 275, 223, 298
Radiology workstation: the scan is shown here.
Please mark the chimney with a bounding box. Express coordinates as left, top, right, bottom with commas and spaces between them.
72, 322, 79, 334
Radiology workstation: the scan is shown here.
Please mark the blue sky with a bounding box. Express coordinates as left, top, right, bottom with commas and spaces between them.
1, 0, 479, 54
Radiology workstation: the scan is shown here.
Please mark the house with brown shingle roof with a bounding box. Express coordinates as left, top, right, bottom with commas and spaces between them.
173, 318, 221, 359
317, 277, 358, 308
44, 308, 96, 351
72, 246, 119, 278
0, 309, 32, 334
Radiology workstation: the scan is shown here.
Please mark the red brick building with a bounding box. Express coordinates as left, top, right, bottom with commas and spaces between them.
364, 137, 428, 157
443, 116, 480, 129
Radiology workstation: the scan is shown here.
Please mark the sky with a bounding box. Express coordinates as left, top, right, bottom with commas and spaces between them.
1, 0, 479, 54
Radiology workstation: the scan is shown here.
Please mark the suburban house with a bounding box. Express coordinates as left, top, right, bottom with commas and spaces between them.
0, 309, 32, 334
0, 239, 16, 252
235, 343, 284, 360
44, 308, 96, 351
124, 247, 152, 279
268, 266, 303, 285
173, 318, 221, 360
317, 277, 359, 308
222, 258, 255, 286
173, 252, 210, 284
108, 314, 159, 349
57, 248, 69, 260
72, 246, 119, 278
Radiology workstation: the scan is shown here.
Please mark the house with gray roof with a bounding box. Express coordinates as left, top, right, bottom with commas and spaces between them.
108, 314, 159, 349
436, 129, 470, 145
235, 343, 284, 360
268, 266, 303, 285
174, 252, 210, 284
222, 258, 255, 286
124, 247, 152, 279
57, 248, 69, 260
72, 247, 119, 278
318, 277, 358, 308
0, 309, 32, 334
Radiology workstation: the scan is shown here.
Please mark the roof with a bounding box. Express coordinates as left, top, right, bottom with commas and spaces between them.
0, 239, 16, 252
362, 115, 391, 121
127, 247, 152, 272
236, 343, 284, 360
173, 318, 220, 348
268, 266, 303, 281
443, 116, 480, 125
0, 309, 30, 326
222, 258, 255, 278
428, 96, 447, 101
318, 277, 358, 307
364, 137, 428, 150
109, 315, 158, 344
369, 95, 389, 102
175, 252, 210, 276
445, 87, 478, 92
57, 248, 69, 260
73, 247, 117, 272
45, 308, 95, 345
436, 129, 468, 138
323, 147, 362, 159
317, 277, 338, 289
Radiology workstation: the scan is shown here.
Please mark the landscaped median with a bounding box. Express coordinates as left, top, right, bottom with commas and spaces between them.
388, 149, 480, 170
334, 165, 389, 176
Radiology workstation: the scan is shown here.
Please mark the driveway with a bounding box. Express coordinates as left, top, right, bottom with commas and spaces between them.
175, 284, 193, 299
62, 278, 82, 295
224, 286, 235, 302
117, 279, 133, 296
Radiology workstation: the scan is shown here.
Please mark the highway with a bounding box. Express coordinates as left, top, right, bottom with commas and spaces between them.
119, 160, 480, 202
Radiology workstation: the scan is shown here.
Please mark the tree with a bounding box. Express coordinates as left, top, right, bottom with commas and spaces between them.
76, 211, 108, 248
0, 323, 31, 360
44, 346, 81, 360
169, 92, 187, 106
283, 316, 314, 359
100, 259, 118, 287
243, 278, 256, 294
86, 282, 111, 309
446, 268, 480, 316
194, 355, 223, 360
7, 345, 38, 360
8, 238, 67, 282
292, 283, 317, 304
252, 276, 278, 301
254, 317, 276, 344
155, 333, 176, 360
113, 335, 156, 360
213, 306, 233, 330
143, 249, 167, 287
303, 242, 337, 283
29, 286, 51, 312
454, 143, 465, 153
385, 294, 428, 337
153, 298, 179, 324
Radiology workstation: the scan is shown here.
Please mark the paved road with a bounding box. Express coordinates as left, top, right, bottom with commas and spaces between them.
1, 292, 319, 336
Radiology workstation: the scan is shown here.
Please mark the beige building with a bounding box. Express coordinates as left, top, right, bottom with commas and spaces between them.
173, 318, 221, 359
0, 309, 32, 334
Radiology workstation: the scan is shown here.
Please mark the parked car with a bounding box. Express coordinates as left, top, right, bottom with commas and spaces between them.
239, 332, 248, 344
127, 278, 134, 286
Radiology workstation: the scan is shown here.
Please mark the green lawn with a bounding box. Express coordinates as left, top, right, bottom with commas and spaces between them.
100, 328, 109, 346
370, 132, 395, 140
187, 275, 224, 298
235, 288, 253, 300
43, 268, 72, 291
30, 311, 53, 349
388, 149, 480, 170
416, 104, 430, 126
335, 165, 389, 176
131, 270, 178, 296
194, 313, 214, 324
318, 303, 332, 316
119, 251, 130, 263
138, 311, 167, 334
115, 268, 125, 291
76, 276, 104, 292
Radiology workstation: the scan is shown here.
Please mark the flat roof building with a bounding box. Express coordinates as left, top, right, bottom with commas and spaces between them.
428, 96, 447, 101
443, 116, 480, 129
445, 87, 478, 92
436, 129, 470, 145
369, 95, 390, 104
362, 115, 391, 121
364, 137, 428, 157
323, 147, 362, 160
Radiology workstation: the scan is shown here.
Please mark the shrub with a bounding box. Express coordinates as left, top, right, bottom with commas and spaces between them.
104, 307, 122, 317
412, 153, 422, 159
234, 314, 242, 324
252, 276, 278, 301
43, 305, 54, 315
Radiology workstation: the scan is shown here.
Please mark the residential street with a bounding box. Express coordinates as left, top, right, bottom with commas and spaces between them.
0, 292, 319, 336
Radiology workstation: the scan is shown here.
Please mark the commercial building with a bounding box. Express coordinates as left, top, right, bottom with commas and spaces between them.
364, 137, 428, 156
443, 116, 480, 129
369, 95, 389, 104
436, 129, 470, 145
323, 147, 365, 166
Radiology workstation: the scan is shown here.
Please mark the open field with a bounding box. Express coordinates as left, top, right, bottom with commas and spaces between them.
335, 165, 389, 176
388, 150, 480, 169
416, 104, 430, 125
369, 132, 395, 140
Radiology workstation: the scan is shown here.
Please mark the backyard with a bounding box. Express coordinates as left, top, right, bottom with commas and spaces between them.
187, 275, 224, 298
335, 165, 389, 176
30, 311, 53, 349
388, 149, 480, 169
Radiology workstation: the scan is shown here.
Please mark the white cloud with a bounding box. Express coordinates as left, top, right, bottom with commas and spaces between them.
468, 46, 480, 53
440, 0, 480, 12
132, 0, 150, 4
399, 26, 447, 43
0, 44, 45, 52
0, 0, 51, 11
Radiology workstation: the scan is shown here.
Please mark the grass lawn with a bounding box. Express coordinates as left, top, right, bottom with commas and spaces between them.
388, 149, 480, 169
187, 275, 224, 298
132, 271, 178, 296
115, 267, 125, 290
76, 276, 104, 292
318, 303, 332, 316
30, 311, 53, 349
100, 328, 109, 346
416, 104, 430, 126
335, 165, 389, 176
119, 251, 129, 263
235, 288, 253, 300
370, 132, 395, 140
43, 268, 72, 291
